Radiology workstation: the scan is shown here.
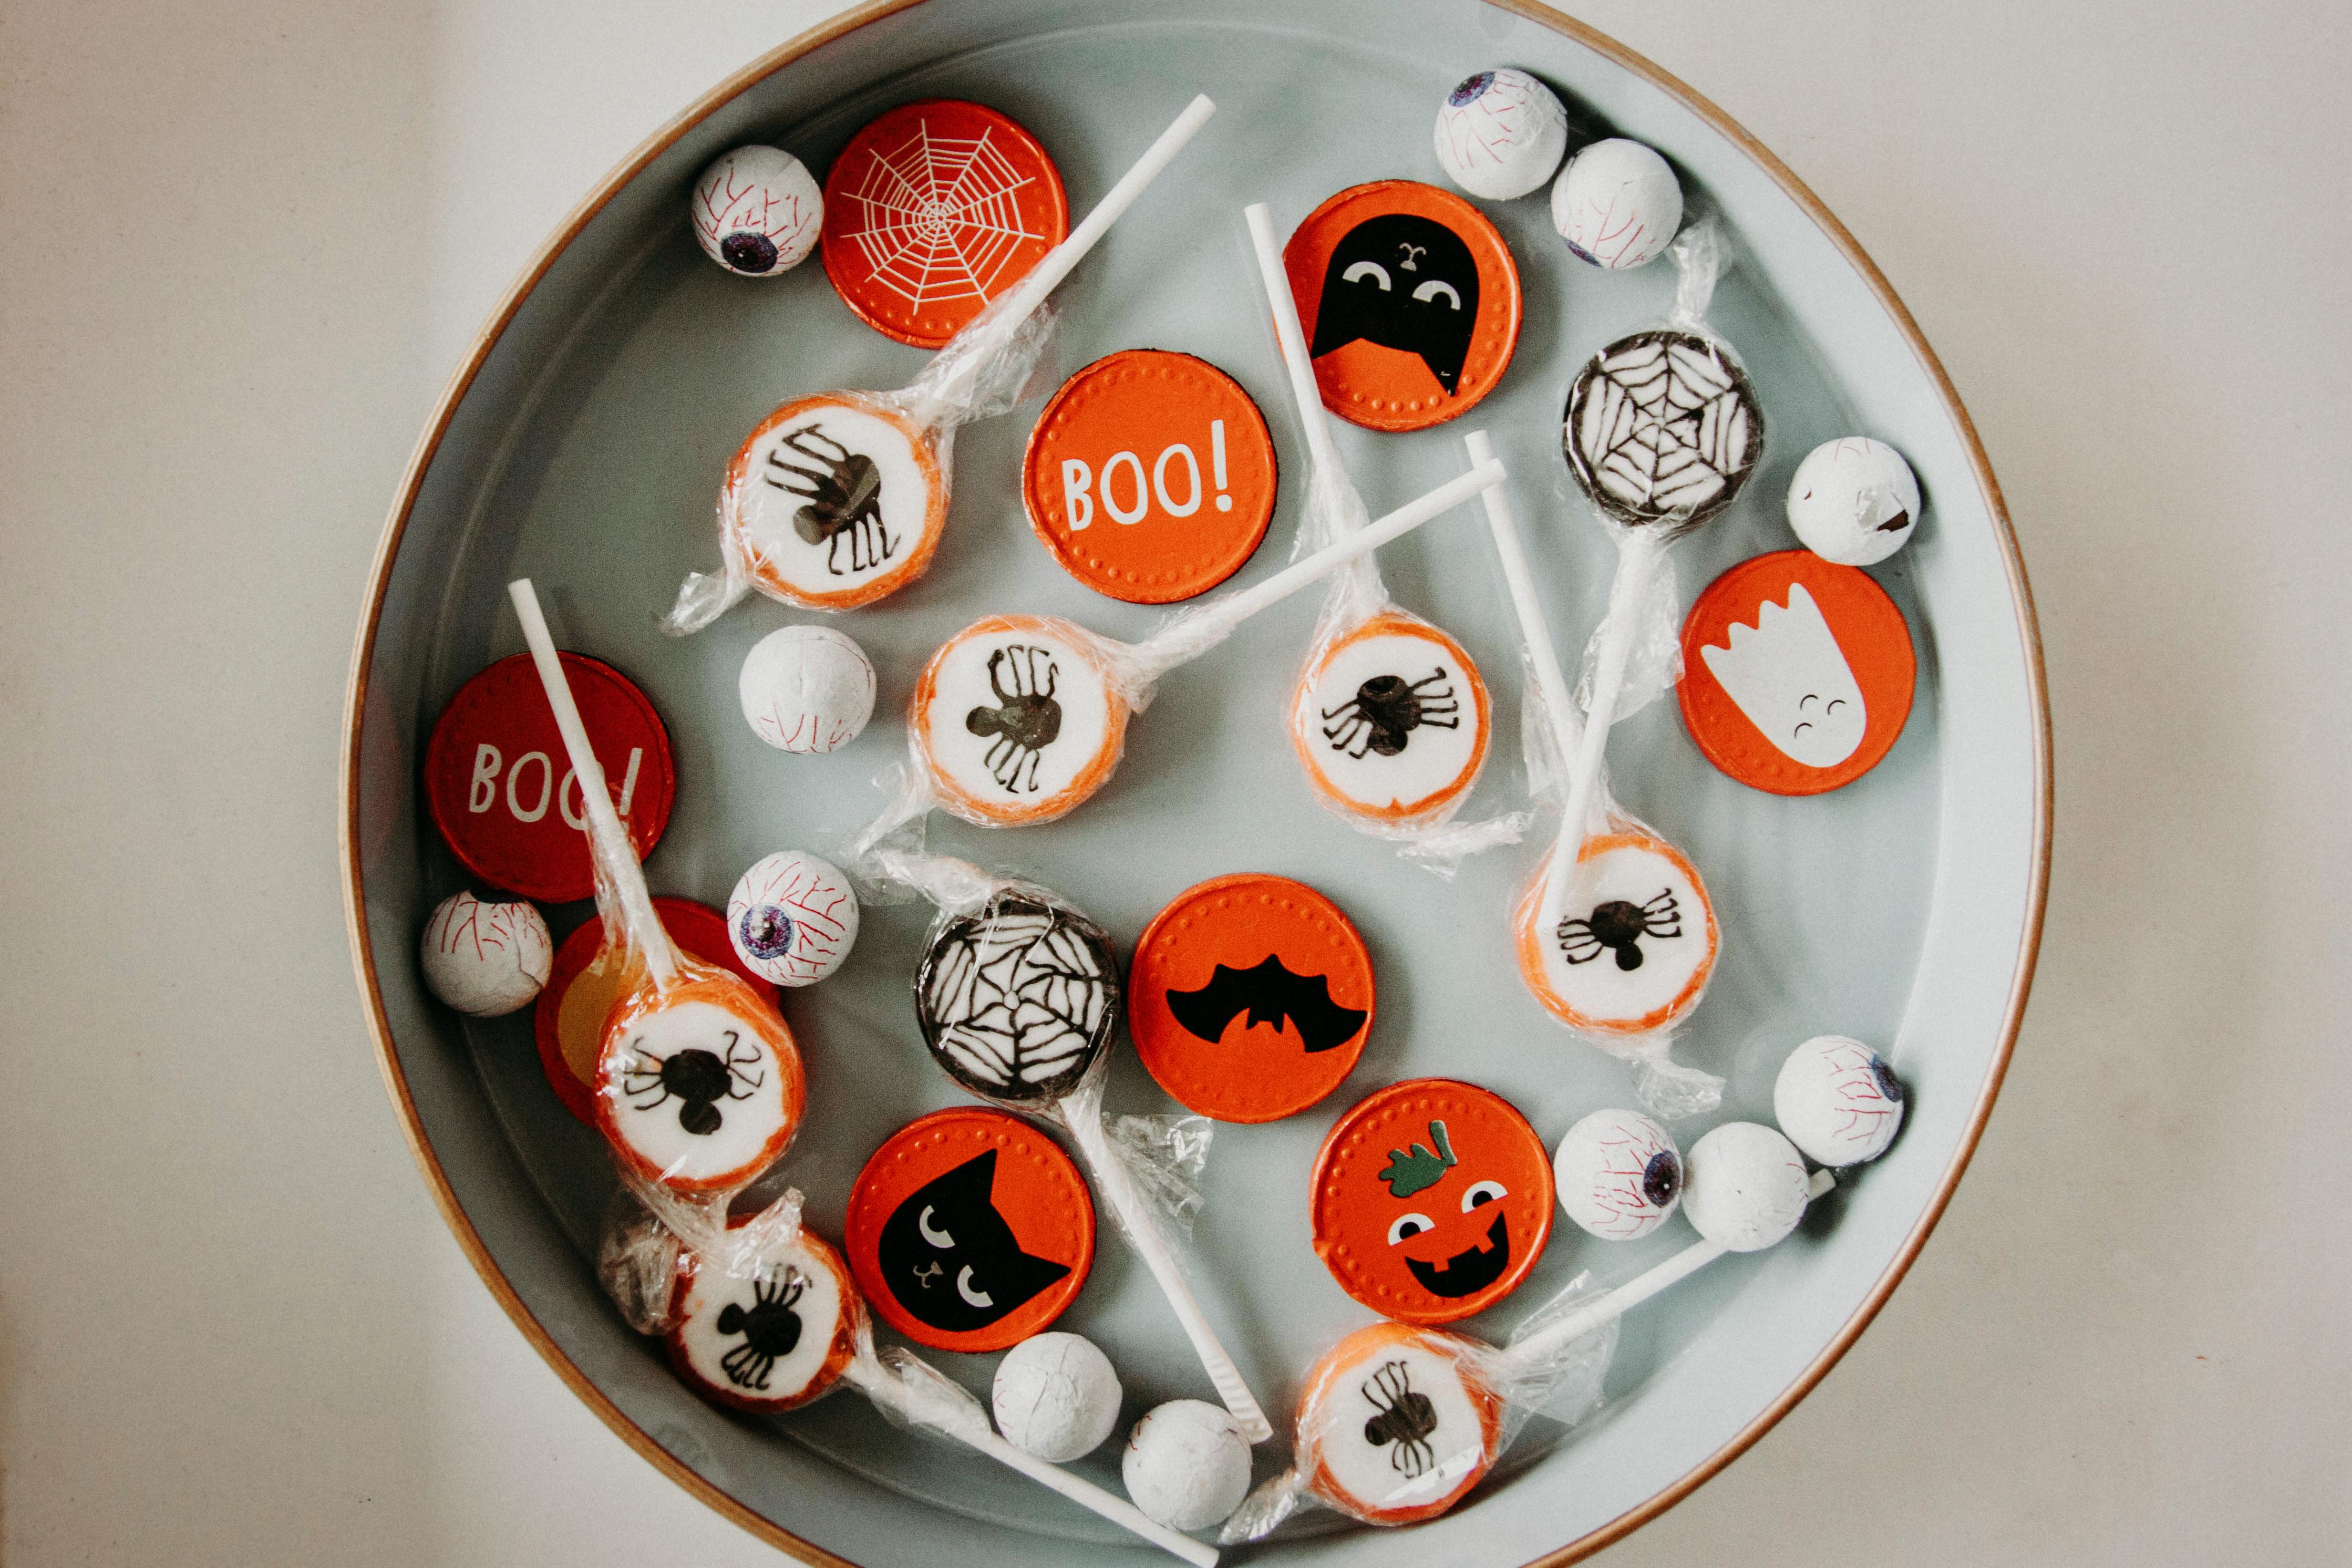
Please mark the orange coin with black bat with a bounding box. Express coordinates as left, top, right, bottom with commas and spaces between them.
1127, 873, 1374, 1123
1310, 1079, 1552, 1324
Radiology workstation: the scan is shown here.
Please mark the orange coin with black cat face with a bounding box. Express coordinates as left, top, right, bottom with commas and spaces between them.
1310, 1079, 1553, 1324
1129, 874, 1375, 1123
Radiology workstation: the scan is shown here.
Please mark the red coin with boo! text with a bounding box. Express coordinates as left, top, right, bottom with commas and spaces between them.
423, 652, 676, 905
1023, 349, 1279, 603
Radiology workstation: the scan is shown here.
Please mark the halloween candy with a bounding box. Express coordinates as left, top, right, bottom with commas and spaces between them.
1464, 432, 1724, 1115
690, 145, 822, 277
664, 95, 1215, 626
1550, 138, 1683, 271
1124, 1400, 1253, 1533
1432, 69, 1569, 201
509, 581, 807, 1197
725, 849, 859, 986
419, 890, 551, 1017
598, 1188, 1219, 1566
1552, 1106, 1683, 1241
1773, 1035, 1907, 1167
1243, 202, 1518, 868
737, 624, 876, 753
1786, 437, 1921, 565
994, 1332, 1123, 1462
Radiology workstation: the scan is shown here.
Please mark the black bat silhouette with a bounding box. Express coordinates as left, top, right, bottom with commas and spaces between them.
1165, 955, 1368, 1054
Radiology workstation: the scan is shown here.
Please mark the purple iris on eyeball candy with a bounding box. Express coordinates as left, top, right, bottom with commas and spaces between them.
1432, 67, 1569, 201
726, 850, 859, 987
692, 145, 823, 277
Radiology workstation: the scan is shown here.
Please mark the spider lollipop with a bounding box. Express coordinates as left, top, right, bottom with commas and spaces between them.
509, 581, 807, 1196
1240, 202, 1515, 869
1465, 434, 1724, 1117
599, 1188, 1220, 1567
663, 95, 1216, 626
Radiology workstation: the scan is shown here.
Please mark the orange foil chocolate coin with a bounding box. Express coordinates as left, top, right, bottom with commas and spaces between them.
1128, 873, 1375, 1123
1678, 549, 1915, 795
1311, 1079, 1553, 1324
1023, 350, 1279, 603
532, 899, 776, 1127
1283, 181, 1521, 432
845, 1107, 1095, 1353
820, 99, 1069, 349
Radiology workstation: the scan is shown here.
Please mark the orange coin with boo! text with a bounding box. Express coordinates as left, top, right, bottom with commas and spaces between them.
1023, 350, 1279, 602
1677, 549, 1915, 795
844, 1107, 1095, 1353
1283, 181, 1521, 432
1128, 873, 1375, 1122
1311, 1078, 1553, 1325
820, 99, 1069, 349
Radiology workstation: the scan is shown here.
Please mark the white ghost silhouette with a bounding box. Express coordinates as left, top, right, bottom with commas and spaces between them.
1699, 582, 1867, 768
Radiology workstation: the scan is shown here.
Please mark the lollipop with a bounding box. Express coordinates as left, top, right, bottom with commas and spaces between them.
1224, 1136, 1837, 1541
603, 1191, 1219, 1566
1240, 202, 1513, 865
1466, 432, 1723, 1115
508, 581, 807, 1196
851, 452, 1507, 850
664, 95, 1217, 626
726, 849, 858, 986
1552, 1106, 1683, 1240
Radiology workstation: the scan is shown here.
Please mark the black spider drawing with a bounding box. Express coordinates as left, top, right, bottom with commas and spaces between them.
1360, 1360, 1440, 1479
622, 1028, 765, 1136
1322, 668, 1460, 759
764, 424, 892, 576
963, 645, 1062, 793
1557, 889, 1683, 972
715, 1267, 806, 1390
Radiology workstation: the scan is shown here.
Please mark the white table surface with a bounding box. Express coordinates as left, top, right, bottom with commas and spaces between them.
3, 1, 2345, 1563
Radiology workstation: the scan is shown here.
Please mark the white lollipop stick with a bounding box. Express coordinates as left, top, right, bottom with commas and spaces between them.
843, 1358, 1219, 1566
1242, 202, 1346, 481
508, 580, 677, 986
1542, 528, 1665, 925
1003, 95, 1216, 324
1466, 430, 1584, 768
1060, 1105, 1273, 1445
1505, 1168, 1834, 1374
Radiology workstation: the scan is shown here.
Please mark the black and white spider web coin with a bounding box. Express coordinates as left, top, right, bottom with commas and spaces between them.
605, 999, 789, 1186
914, 895, 1118, 1105
669, 1234, 853, 1410
1564, 329, 1763, 528
1296, 616, 1489, 821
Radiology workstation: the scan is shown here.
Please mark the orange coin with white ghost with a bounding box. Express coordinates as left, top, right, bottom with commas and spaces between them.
718, 391, 948, 611
1310, 1078, 1553, 1325
1513, 830, 1719, 1036
910, 614, 1130, 827
666, 1224, 861, 1414
1296, 1320, 1502, 1525
1292, 612, 1491, 824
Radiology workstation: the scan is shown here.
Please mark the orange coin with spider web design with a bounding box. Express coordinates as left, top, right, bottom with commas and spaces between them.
820, 99, 1070, 348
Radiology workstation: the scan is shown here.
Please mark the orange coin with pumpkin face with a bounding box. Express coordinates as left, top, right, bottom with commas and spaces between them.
1309, 1079, 1553, 1324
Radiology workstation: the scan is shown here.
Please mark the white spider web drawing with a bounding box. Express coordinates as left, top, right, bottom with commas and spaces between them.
840, 121, 1046, 314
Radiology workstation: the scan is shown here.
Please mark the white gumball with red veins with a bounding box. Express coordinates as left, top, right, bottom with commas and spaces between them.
1550, 138, 1683, 270
738, 624, 876, 754
692, 146, 822, 277
420, 890, 552, 1017
1432, 68, 1569, 200
1553, 1108, 1683, 1240
1682, 1122, 1812, 1253
726, 850, 859, 987
1774, 1034, 1907, 1167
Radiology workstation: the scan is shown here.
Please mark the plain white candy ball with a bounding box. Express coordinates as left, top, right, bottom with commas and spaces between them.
1787, 437, 1923, 566
738, 624, 876, 754
1432, 68, 1569, 200
1683, 1122, 1813, 1253
992, 1333, 1123, 1462
1554, 1107, 1683, 1241
726, 850, 859, 986
419, 891, 552, 1017
1775, 1034, 1908, 1167
1551, 138, 1684, 270
692, 145, 822, 277
1122, 1400, 1251, 1533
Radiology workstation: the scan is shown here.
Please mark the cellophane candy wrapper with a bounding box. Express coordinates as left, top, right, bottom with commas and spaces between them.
594, 1178, 807, 1335
1519, 662, 1725, 1119
1287, 461, 1529, 876
661, 295, 1060, 633
1220, 1272, 1618, 1542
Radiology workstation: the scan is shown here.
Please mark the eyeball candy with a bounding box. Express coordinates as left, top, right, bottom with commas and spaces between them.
1775, 1034, 1907, 1167
1292, 1321, 1502, 1525
726, 851, 858, 987
666, 1227, 861, 1412
1292, 612, 1492, 826
1512, 830, 1720, 1035
1432, 69, 1568, 201
738, 624, 876, 753
912, 615, 1130, 828
1554, 1108, 1683, 1240
718, 393, 950, 611
993, 1332, 1123, 1462
1682, 1121, 1812, 1253
1787, 438, 1922, 566
691, 146, 822, 277
1550, 138, 1683, 271
1122, 1400, 1251, 1532
420, 891, 552, 1017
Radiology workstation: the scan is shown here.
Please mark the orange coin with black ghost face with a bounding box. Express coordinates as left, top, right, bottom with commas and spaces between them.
1309, 1079, 1553, 1325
